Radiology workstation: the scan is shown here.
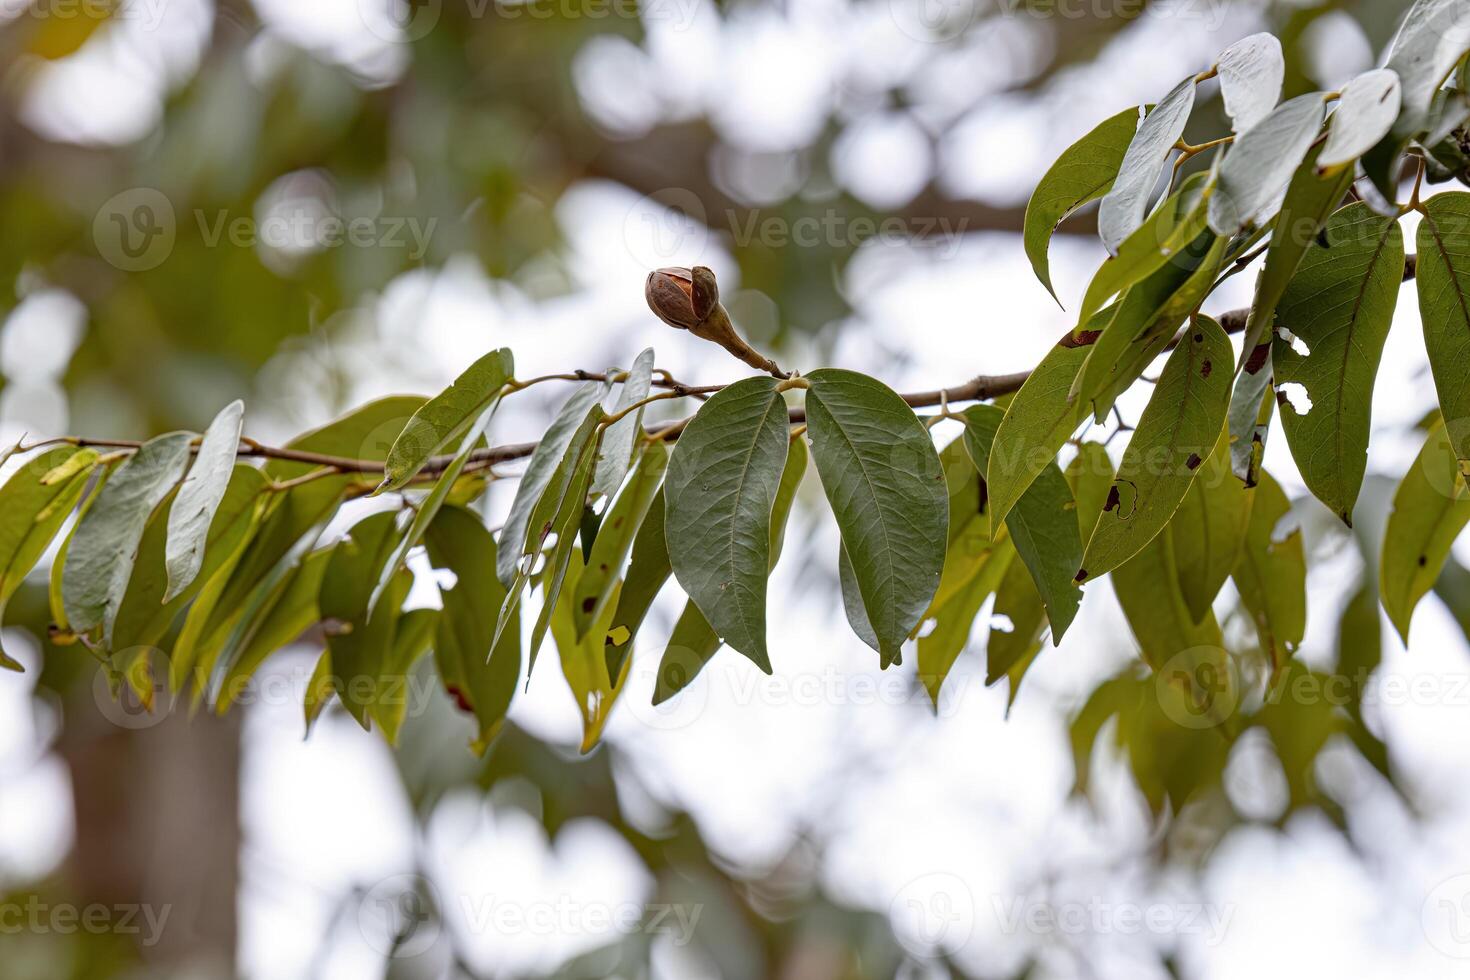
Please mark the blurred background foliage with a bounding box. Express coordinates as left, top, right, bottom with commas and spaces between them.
0, 0, 1454, 978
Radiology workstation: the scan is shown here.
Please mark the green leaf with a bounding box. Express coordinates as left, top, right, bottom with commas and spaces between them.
1112, 525, 1226, 673
1226, 348, 1275, 488
112, 465, 267, 654
215, 545, 334, 714
1417, 192, 1470, 469
1383, 0, 1470, 140
1099, 76, 1197, 254
986, 326, 1099, 532
654, 599, 722, 706
1170, 430, 1252, 623
916, 534, 1013, 708
552, 552, 631, 753
1231, 469, 1305, 675
1217, 32, 1284, 133
62, 432, 193, 644
961, 404, 1082, 641
318, 511, 406, 730
495, 404, 603, 655
165, 400, 244, 601
1023, 106, 1140, 300
525, 421, 602, 669
0, 447, 98, 668
50, 463, 111, 639
375, 607, 438, 745
1320, 70, 1403, 170
1073, 222, 1224, 422
1076, 172, 1212, 329
1236, 143, 1355, 362
496, 382, 609, 588
424, 505, 521, 756
304, 649, 335, 735
1208, 93, 1326, 236
592, 348, 655, 499
804, 369, 948, 666
1079, 315, 1233, 580
376, 348, 513, 493
1381, 420, 1470, 643
605, 489, 671, 683
573, 439, 667, 639
649, 436, 806, 703
986, 559, 1045, 703
1274, 203, 1405, 522
665, 376, 790, 671
837, 542, 881, 656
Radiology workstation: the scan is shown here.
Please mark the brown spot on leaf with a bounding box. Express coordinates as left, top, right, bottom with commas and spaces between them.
1186, 453, 1202, 470
1419, 555, 1428, 567
582, 596, 596, 613
1274, 389, 1289, 406
1103, 485, 1121, 512
1059, 329, 1103, 349
1200, 360, 1212, 378
1075, 568, 1089, 583
1244, 342, 1271, 375
1192, 332, 1203, 343
446, 685, 474, 713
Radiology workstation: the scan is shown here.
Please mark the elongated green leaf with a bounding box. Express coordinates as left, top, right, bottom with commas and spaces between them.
113, 465, 267, 653
377, 348, 513, 493
50, 463, 111, 638
573, 439, 667, 639
1231, 469, 1305, 675
1226, 347, 1274, 487
1274, 203, 1404, 522
1383, 0, 1470, 140
1100, 76, 1198, 254
962, 404, 1082, 641
62, 432, 193, 643
374, 607, 438, 745
1079, 315, 1232, 580
0, 447, 98, 668
654, 599, 722, 705
1112, 527, 1225, 672
605, 489, 671, 682
425, 505, 521, 755
1076, 173, 1211, 329
592, 348, 655, 499
665, 377, 790, 670
1217, 32, 1284, 133
1236, 144, 1355, 363
319, 511, 405, 730
495, 405, 603, 652
917, 534, 1013, 708
1320, 70, 1403, 169
496, 382, 609, 587
215, 545, 334, 713
165, 400, 244, 601
1418, 192, 1470, 469
650, 436, 807, 702
1024, 107, 1140, 300
805, 369, 947, 666
1381, 421, 1470, 642
1074, 223, 1222, 421
304, 650, 335, 735
1170, 430, 1252, 623
986, 559, 1044, 696
987, 326, 1100, 532
526, 423, 602, 669
552, 552, 630, 752
1209, 93, 1326, 236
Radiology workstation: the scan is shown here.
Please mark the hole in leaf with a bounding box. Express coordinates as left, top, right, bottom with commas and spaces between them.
1277, 382, 1313, 416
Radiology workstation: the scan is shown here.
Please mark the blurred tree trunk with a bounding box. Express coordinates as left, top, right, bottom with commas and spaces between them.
56, 700, 240, 978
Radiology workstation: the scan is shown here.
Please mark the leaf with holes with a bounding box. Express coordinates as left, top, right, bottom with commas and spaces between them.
1079, 315, 1232, 580
805, 370, 947, 666
1274, 203, 1404, 523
